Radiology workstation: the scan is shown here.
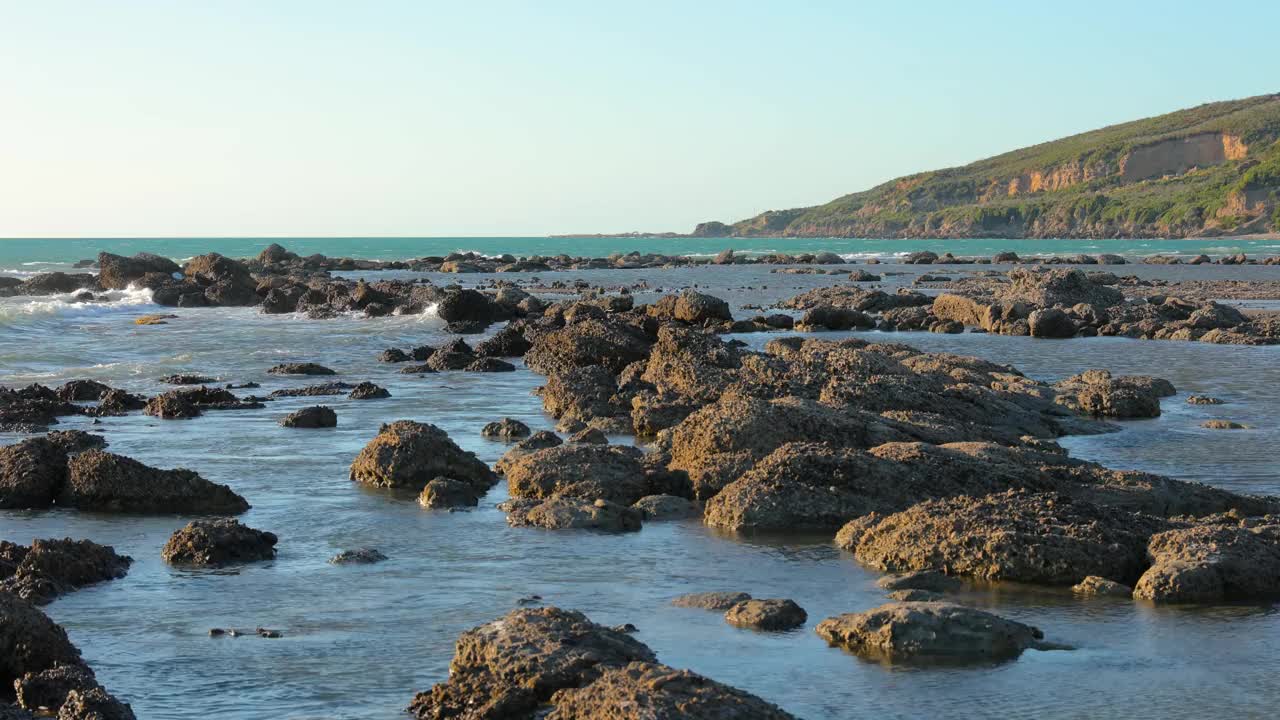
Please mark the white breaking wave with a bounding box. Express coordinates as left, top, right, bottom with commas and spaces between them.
0, 284, 156, 324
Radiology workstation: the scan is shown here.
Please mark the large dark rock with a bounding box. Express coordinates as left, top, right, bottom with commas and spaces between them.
161, 518, 277, 566
0, 538, 132, 605
723, 599, 807, 631
97, 252, 180, 290
1054, 369, 1173, 418
436, 289, 494, 325
280, 406, 337, 428
0, 593, 86, 703
350, 421, 497, 493
0, 432, 107, 510
61, 450, 250, 514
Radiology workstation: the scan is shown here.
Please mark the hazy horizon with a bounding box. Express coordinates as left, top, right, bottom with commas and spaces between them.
2, 1, 1277, 238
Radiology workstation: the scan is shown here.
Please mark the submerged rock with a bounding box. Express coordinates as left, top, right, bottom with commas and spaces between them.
632, 494, 700, 520
1201, 419, 1247, 429
1072, 576, 1133, 597
671, 591, 751, 610
348, 382, 391, 400
502, 497, 643, 532
816, 602, 1049, 662
350, 421, 496, 493
161, 518, 278, 566
267, 362, 336, 376
723, 599, 807, 631
328, 548, 388, 565
875, 570, 961, 593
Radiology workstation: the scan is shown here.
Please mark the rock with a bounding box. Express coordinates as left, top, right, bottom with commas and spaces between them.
545, 661, 797, 719
502, 497, 643, 532
378, 348, 411, 363
632, 494, 700, 520
1071, 576, 1132, 597
144, 386, 262, 418
666, 392, 903, 500
1028, 308, 1077, 338
133, 314, 175, 325
723, 599, 807, 631
0, 593, 87, 701
61, 450, 250, 514
159, 374, 215, 385
998, 268, 1123, 308
161, 518, 277, 566
55, 686, 137, 719
671, 591, 751, 610
279, 406, 337, 428
348, 382, 390, 400
1186, 395, 1224, 405
465, 357, 516, 372
886, 589, 942, 602
849, 269, 881, 282
672, 290, 732, 324
436, 289, 494, 325
816, 602, 1048, 661
418, 477, 482, 509
328, 548, 388, 565
13, 664, 100, 715
538, 365, 626, 426
267, 362, 335, 376
1054, 369, 1172, 418
797, 305, 874, 331
350, 420, 497, 492
843, 491, 1168, 587
474, 325, 532, 358
0, 538, 131, 605
1133, 520, 1280, 603
97, 252, 180, 290
142, 392, 200, 419
568, 428, 607, 444
494, 431, 564, 475
1201, 420, 1247, 429
406, 607, 656, 719
504, 444, 648, 505
875, 570, 961, 593
0, 437, 79, 510
525, 318, 652, 377
55, 381, 113, 402
268, 382, 354, 398
481, 418, 532, 441
96, 389, 146, 415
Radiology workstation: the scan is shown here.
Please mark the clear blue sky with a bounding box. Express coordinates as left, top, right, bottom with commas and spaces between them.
1, 0, 1276, 237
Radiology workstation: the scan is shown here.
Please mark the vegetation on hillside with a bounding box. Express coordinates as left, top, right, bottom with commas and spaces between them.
698, 93, 1280, 238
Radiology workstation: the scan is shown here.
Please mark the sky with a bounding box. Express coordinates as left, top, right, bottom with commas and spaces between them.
0, 1, 1277, 238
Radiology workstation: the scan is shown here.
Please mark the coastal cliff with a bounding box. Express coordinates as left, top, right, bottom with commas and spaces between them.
698, 93, 1280, 239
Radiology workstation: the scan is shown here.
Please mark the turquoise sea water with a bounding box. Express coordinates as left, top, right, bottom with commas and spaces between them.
3, 235, 1280, 272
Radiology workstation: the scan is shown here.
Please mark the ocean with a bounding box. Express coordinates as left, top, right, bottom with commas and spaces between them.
2, 240, 1280, 719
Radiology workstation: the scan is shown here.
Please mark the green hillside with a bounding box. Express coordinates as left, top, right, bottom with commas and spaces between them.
699, 93, 1280, 239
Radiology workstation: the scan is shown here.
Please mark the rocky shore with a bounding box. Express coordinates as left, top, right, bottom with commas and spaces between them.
4, 243, 1280, 717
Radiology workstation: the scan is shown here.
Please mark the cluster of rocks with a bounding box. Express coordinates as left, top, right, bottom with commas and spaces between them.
350, 420, 498, 509
0, 430, 249, 514
1, 592, 136, 719
924, 268, 1279, 344
1, 538, 131, 605
0, 372, 392, 432
383, 338, 517, 373
837, 491, 1280, 603
406, 606, 797, 719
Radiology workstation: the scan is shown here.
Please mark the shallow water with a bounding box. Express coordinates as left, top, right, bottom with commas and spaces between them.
2, 260, 1280, 719
3, 234, 1280, 276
